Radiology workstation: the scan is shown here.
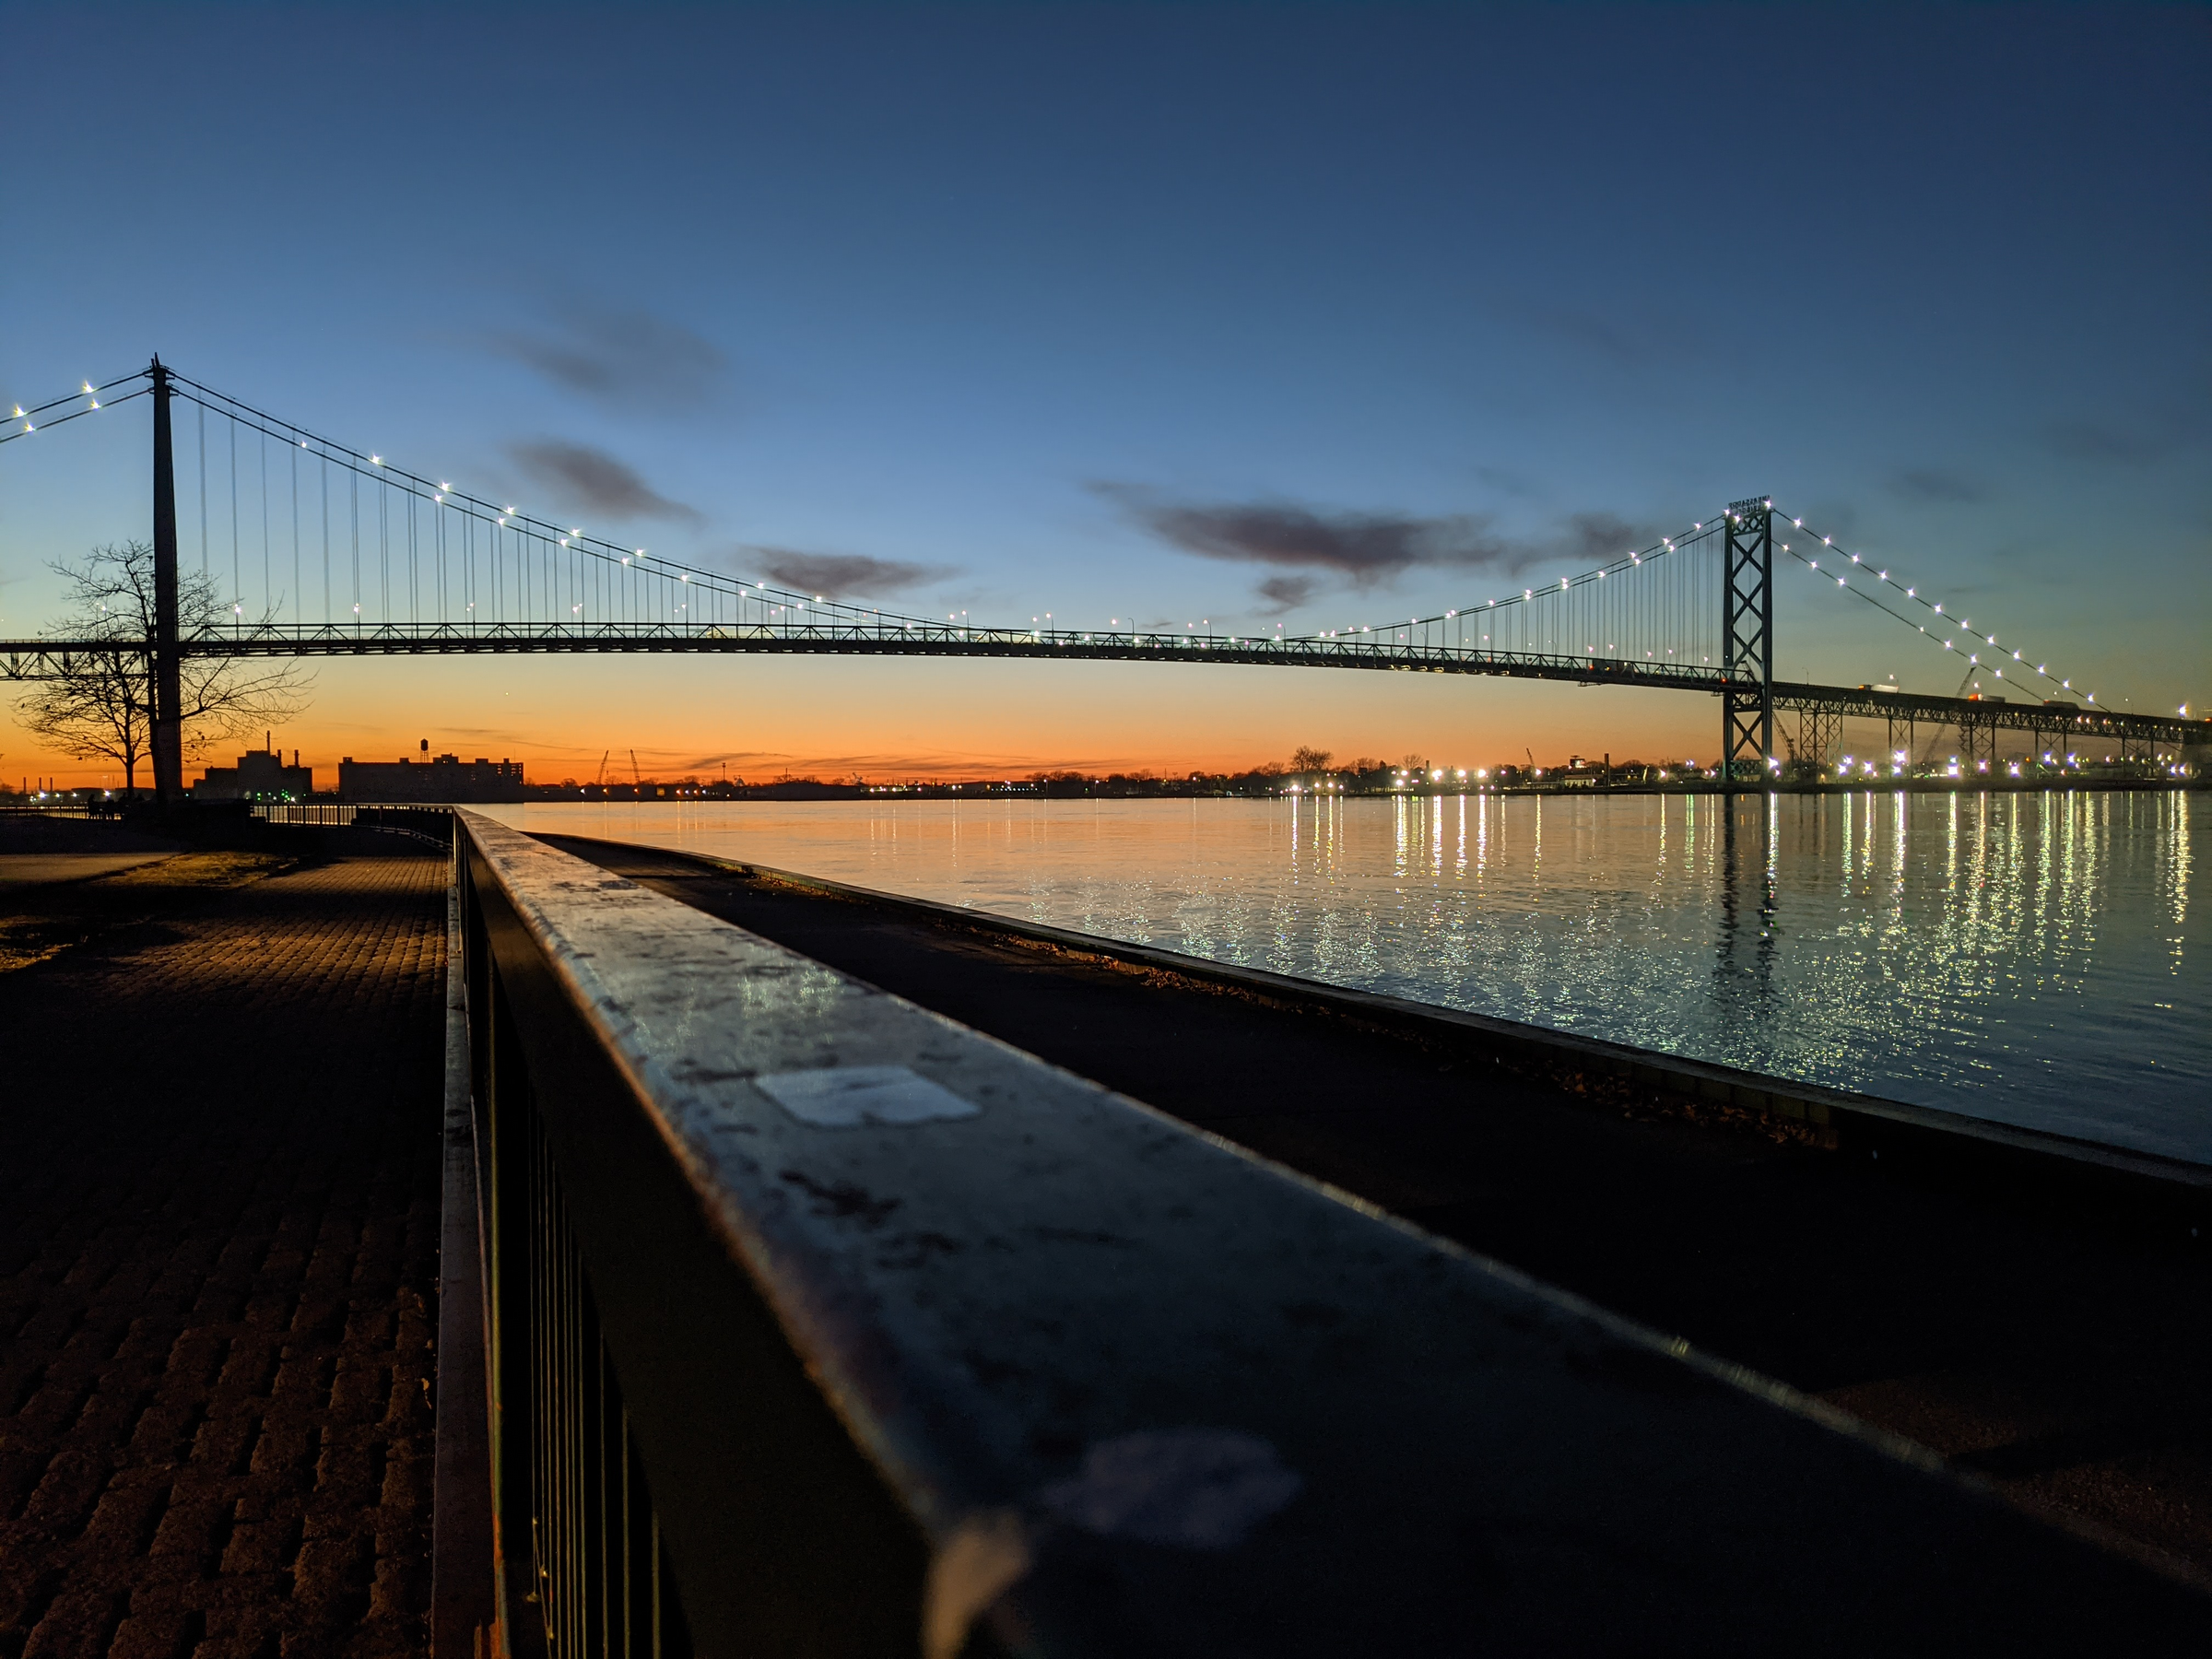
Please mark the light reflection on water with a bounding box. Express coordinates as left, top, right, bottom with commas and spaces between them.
482, 792, 2206, 1161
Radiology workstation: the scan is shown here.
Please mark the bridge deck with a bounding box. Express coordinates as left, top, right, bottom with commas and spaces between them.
1, 634, 2199, 745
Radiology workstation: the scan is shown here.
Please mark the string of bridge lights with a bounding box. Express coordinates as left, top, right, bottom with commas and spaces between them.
2, 373, 152, 443
3, 366, 949, 629
1305, 518, 1724, 644
162, 370, 922, 624
1758, 502, 2096, 706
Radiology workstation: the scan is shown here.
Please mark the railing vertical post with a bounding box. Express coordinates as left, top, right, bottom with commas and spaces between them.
1721, 498, 1774, 790
149, 358, 184, 805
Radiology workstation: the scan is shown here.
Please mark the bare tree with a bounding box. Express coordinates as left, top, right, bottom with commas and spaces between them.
13, 542, 312, 793
1290, 746, 1334, 775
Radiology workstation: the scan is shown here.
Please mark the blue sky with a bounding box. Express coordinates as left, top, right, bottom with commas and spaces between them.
3, 4, 2206, 780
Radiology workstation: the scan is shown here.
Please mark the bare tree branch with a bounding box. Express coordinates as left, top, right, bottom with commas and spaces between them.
12, 543, 313, 791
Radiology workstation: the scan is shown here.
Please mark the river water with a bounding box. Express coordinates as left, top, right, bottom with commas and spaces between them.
480, 792, 2206, 1162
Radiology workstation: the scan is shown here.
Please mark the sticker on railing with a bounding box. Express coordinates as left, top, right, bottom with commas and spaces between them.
754, 1064, 981, 1128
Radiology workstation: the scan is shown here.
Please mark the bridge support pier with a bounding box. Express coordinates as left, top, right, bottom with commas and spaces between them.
149, 357, 184, 806
1721, 499, 1774, 789
1794, 707, 1841, 773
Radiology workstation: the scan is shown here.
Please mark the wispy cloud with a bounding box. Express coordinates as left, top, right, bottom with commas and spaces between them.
748, 548, 951, 599
483, 301, 726, 409
1889, 467, 1985, 505
1504, 299, 1705, 369
506, 441, 701, 524
1101, 484, 1644, 607
2042, 418, 2165, 465
2040, 394, 2209, 466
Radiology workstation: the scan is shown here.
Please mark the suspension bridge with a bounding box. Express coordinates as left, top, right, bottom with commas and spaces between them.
2, 359, 2202, 800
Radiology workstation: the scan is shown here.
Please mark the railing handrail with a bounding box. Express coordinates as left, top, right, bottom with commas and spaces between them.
453, 810, 2211, 1655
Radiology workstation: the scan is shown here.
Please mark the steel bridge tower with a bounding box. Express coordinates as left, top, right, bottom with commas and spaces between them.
1721, 498, 1774, 788
149, 358, 184, 805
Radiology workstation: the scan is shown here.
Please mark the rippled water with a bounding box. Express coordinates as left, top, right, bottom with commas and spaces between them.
480, 792, 2206, 1161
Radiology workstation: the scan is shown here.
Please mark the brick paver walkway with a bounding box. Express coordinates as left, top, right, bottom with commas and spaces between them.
0, 856, 447, 1659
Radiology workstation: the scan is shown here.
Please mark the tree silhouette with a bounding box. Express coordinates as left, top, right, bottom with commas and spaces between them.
14, 542, 312, 792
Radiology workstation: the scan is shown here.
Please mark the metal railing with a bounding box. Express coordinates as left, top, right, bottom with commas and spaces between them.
445, 809, 2208, 1656
252, 801, 457, 847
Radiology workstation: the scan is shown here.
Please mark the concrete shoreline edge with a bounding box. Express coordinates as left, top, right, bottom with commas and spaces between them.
612, 838, 2210, 1209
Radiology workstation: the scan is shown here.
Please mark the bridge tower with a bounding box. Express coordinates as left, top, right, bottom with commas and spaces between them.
1721, 498, 1774, 788
149, 358, 184, 805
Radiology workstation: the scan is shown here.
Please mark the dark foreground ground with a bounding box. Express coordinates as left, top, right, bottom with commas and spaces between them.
0, 841, 446, 1659
547, 834, 2212, 1585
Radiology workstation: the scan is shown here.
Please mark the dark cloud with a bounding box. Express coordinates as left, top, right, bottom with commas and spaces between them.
1554, 512, 1643, 565
507, 441, 701, 524
1890, 468, 1985, 505
484, 302, 725, 408
1100, 486, 1641, 603
1254, 575, 1319, 614
751, 549, 949, 599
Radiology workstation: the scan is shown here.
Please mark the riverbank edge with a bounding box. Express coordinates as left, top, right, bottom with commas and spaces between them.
598, 838, 2211, 1218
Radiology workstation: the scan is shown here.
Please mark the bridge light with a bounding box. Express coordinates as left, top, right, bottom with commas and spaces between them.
371, 454, 382, 465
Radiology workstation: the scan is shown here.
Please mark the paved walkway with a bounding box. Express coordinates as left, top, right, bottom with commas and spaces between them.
0, 855, 447, 1659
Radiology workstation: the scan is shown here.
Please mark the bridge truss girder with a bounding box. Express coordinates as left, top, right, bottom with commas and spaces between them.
4, 632, 2203, 751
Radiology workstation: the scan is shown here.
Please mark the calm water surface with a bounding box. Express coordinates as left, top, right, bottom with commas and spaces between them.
482, 793, 2206, 1161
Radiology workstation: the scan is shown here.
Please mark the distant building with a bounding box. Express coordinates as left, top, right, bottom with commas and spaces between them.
193, 747, 313, 802
339, 754, 524, 803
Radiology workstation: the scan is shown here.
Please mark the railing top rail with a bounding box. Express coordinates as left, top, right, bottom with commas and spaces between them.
455, 810, 2206, 1653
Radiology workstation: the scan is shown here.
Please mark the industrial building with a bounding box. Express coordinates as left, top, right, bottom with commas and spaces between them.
192, 746, 314, 802
338, 753, 525, 803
